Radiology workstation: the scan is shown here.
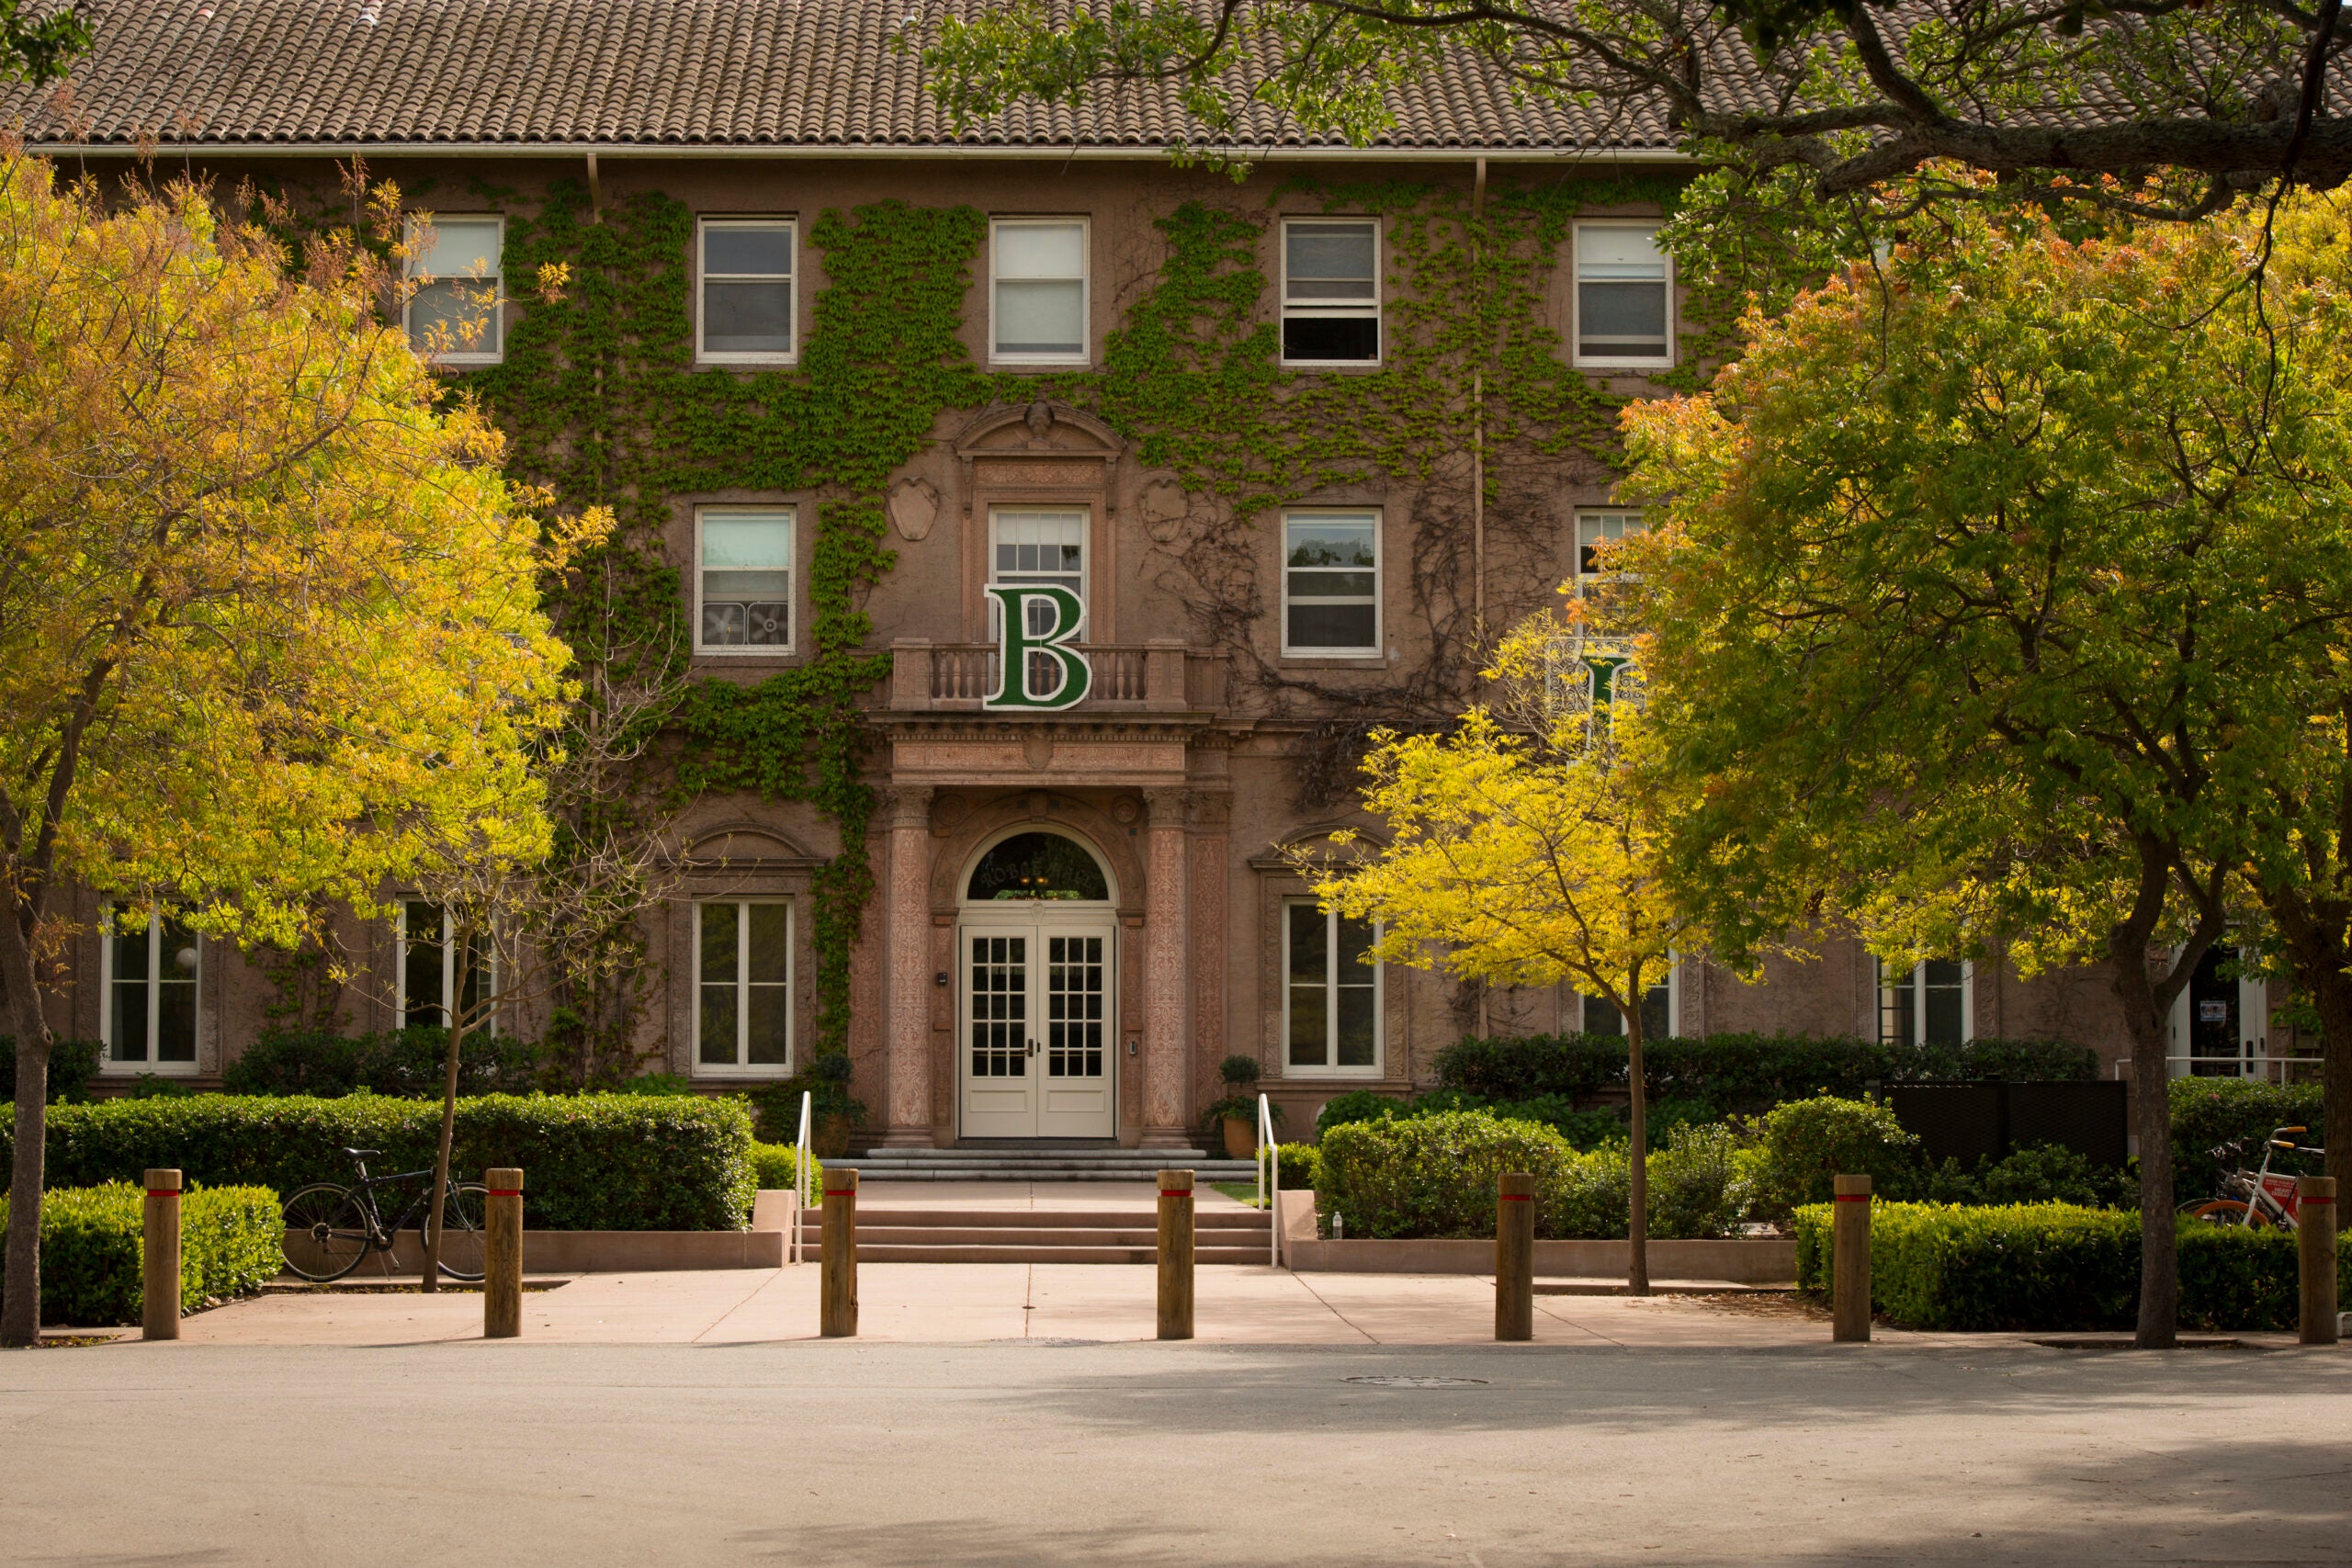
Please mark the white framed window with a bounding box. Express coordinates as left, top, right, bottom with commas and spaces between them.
695, 507, 796, 654
1573, 221, 1672, 367
697, 218, 796, 363
397, 901, 492, 1032
1283, 511, 1380, 656
1880, 958, 1972, 1048
1582, 964, 1676, 1041
100, 905, 198, 1072
990, 219, 1089, 363
1284, 901, 1382, 1074
989, 508, 1089, 641
695, 900, 794, 1073
404, 215, 504, 364
1281, 218, 1380, 365
1575, 509, 1647, 586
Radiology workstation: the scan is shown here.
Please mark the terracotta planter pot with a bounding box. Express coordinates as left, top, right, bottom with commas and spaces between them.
815, 1111, 854, 1159
1221, 1114, 1256, 1160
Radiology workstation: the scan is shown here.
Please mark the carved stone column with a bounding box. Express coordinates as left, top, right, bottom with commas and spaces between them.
1141, 786, 1191, 1148
881, 784, 937, 1148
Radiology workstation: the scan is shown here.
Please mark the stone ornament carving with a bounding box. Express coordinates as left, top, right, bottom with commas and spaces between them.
1109, 795, 1142, 827
888, 478, 940, 542
931, 793, 970, 836
1025, 399, 1055, 445
1138, 478, 1189, 545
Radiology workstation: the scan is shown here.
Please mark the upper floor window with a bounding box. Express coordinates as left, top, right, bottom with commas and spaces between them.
698, 219, 796, 362
696, 507, 796, 654
1573, 222, 1672, 367
1286, 901, 1382, 1074
399, 901, 491, 1031
696, 900, 794, 1073
405, 216, 503, 364
1576, 509, 1647, 585
1283, 511, 1380, 656
1282, 219, 1380, 364
1881, 958, 1971, 1047
991, 219, 1089, 363
103, 905, 198, 1072
989, 508, 1088, 637
1583, 966, 1674, 1041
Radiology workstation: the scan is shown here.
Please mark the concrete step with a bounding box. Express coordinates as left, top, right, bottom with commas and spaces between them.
797, 1207, 1268, 1229
831, 1244, 1273, 1264
827, 1160, 1258, 1181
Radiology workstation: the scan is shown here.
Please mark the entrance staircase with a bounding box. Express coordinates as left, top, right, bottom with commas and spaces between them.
795, 1200, 1274, 1264
819, 1145, 1258, 1183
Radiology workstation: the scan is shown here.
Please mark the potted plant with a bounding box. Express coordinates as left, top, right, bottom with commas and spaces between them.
1204, 1055, 1279, 1158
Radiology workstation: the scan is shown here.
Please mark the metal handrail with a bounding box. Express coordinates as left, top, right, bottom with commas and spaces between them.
793, 1090, 813, 1267
2114, 1055, 2308, 1083
1257, 1091, 1281, 1268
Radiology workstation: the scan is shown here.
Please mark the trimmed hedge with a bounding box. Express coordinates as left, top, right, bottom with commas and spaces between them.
749, 1141, 826, 1196
220, 1028, 542, 1099
1792, 1201, 2352, 1331
0, 1182, 282, 1326
1, 1093, 756, 1232
1259, 1143, 1320, 1190
2170, 1077, 2325, 1195
1433, 1032, 2098, 1112
0, 1036, 105, 1104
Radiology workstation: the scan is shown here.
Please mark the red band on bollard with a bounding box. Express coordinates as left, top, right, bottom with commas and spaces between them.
823, 1189, 856, 1198
1833, 1193, 1871, 1202
1159, 1190, 1192, 1198
145, 1189, 180, 1199
2302, 1195, 2336, 1205
1498, 1193, 1533, 1201
486, 1189, 522, 1198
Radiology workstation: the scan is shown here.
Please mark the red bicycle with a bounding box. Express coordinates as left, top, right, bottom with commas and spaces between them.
2179, 1126, 2327, 1231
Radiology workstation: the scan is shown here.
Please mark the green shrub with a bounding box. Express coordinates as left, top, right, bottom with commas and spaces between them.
0, 1036, 105, 1104
1260, 1142, 1319, 1190
2, 1093, 755, 1231
1546, 1145, 1631, 1238
1317, 1111, 1576, 1239
0, 1182, 282, 1326
1647, 1122, 1756, 1239
1792, 1201, 2352, 1331
220, 1028, 542, 1099
1919, 1143, 2132, 1208
749, 1141, 825, 1194
743, 1067, 867, 1144
1432, 1032, 2097, 1112
120, 1073, 194, 1099
1749, 1096, 1920, 1220
2169, 1077, 2324, 1198
1314, 1089, 1407, 1137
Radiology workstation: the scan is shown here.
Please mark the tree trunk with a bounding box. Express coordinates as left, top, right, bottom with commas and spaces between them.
1, 915, 51, 1348
421, 1014, 467, 1292
1626, 1016, 1650, 1296
2114, 950, 2179, 1349
2310, 958, 2352, 1229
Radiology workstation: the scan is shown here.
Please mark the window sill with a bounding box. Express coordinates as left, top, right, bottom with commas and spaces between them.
1277, 1068, 1389, 1080
695, 356, 799, 371
1279, 652, 1386, 669
694, 1067, 798, 1081
694, 647, 802, 661
1279, 360, 1383, 372
97, 1063, 200, 1077
1574, 359, 1677, 373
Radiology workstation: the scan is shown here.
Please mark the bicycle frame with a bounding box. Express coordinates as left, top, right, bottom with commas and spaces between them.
345, 1161, 447, 1246
2221, 1129, 2325, 1230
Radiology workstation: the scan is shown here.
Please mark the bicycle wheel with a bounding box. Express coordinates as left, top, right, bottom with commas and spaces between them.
2180, 1199, 2267, 1228
281, 1184, 374, 1281
422, 1182, 490, 1282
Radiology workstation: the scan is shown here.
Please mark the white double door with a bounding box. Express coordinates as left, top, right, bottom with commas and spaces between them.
958, 916, 1116, 1139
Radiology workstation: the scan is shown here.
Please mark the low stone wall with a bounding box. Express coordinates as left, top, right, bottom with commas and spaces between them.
1272, 1192, 1793, 1282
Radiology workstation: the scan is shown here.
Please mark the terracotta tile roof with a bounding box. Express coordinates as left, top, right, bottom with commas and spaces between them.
0, 0, 1680, 152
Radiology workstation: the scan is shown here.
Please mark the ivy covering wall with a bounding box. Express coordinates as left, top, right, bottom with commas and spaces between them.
424, 170, 1734, 1066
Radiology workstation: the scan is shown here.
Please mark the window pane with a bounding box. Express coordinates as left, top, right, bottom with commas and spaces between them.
1287, 904, 1328, 1067
1336, 984, 1376, 1067
995, 278, 1084, 354
1576, 224, 1666, 275
704, 224, 792, 276
408, 278, 500, 356
1639, 982, 1671, 1043
703, 516, 793, 569
110, 948, 148, 1064
995, 223, 1083, 278
748, 904, 789, 985
700, 985, 739, 1066
1286, 223, 1375, 298
1582, 994, 1624, 1037
700, 903, 739, 985
1289, 570, 1377, 599
1881, 962, 1917, 1048
704, 281, 793, 354
1577, 512, 1645, 575
414, 218, 501, 279
154, 920, 198, 1064
402, 903, 445, 1026
1288, 602, 1376, 650
1283, 316, 1378, 362
1578, 282, 1668, 356
1924, 960, 1966, 1045
1287, 518, 1374, 569
747, 985, 790, 1066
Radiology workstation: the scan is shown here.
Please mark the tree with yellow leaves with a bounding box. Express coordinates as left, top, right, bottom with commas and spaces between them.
1305, 610, 1700, 1293
0, 153, 587, 1344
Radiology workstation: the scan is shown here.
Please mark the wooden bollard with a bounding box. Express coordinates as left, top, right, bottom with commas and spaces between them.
2300, 1176, 2338, 1347
821, 1167, 858, 1337
1496, 1170, 1535, 1342
1157, 1168, 1194, 1340
1832, 1174, 1872, 1344
484, 1168, 523, 1339
141, 1168, 181, 1341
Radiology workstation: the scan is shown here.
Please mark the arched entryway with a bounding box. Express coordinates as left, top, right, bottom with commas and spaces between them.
957, 827, 1119, 1139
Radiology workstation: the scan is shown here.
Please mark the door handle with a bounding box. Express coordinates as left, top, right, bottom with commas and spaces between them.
1027, 1040, 1039, 1057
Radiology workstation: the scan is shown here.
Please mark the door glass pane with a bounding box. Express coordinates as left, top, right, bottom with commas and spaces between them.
1046, 933, 1106, 1079
2188, 948, 2237, 1073
970, 934, 1029, 1078
1287, 904, 1328, 1067
402, 902, 445, 1026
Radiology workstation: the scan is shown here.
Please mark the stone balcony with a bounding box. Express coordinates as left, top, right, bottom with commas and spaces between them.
885, 638, 1227, 716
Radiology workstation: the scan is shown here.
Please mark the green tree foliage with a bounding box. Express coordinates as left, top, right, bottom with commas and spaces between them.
1620, 198, 2352, 1346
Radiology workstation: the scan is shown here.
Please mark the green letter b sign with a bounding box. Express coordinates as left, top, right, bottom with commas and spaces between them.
984, 585, 1091, 710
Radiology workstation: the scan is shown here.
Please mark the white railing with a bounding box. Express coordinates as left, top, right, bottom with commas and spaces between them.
1256, 1091, 1281, 1268
792, 1090, 813, 1267
2115, 1055, 2310, 1084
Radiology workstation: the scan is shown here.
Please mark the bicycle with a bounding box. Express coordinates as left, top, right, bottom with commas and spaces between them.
280, 1147, 489, 1282
2178, 1125, 2328, 1232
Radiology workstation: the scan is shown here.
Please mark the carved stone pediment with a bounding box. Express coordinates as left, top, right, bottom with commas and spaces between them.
951, 400, 1124, 517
